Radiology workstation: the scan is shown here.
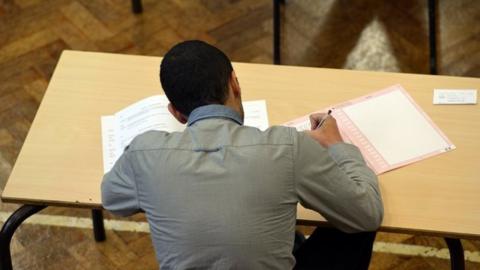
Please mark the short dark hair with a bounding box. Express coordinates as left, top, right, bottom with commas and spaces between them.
160, 40, 233, 116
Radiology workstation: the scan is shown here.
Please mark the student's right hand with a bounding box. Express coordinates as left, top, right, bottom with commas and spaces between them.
305, 113, 344, 148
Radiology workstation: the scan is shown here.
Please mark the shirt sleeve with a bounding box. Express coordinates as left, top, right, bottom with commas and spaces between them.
293, 130, 384, 232
101, 150, 141, 216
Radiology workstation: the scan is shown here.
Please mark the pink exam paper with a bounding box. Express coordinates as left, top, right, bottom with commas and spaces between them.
284, 84, 455, 175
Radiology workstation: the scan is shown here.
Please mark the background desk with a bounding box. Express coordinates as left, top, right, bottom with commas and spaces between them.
1, 50, 479, 270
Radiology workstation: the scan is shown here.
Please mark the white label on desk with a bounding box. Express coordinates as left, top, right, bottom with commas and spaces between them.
433, 89, 477, 104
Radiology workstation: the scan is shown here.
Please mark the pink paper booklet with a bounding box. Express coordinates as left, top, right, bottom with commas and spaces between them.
284, 84, 455, 174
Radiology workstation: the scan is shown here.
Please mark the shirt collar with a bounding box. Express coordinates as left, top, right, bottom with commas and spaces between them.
187, 104, 243, 126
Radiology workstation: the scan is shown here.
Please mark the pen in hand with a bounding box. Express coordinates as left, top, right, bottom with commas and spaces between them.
315, 110, 332, 129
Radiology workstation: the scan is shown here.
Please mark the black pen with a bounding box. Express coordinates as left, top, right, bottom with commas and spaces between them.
315, 109, 332, 129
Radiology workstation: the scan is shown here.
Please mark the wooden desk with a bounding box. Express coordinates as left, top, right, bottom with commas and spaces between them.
2, 50, 479, 269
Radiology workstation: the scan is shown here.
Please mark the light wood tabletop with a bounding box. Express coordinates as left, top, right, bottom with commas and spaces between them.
2, 50, 480, 239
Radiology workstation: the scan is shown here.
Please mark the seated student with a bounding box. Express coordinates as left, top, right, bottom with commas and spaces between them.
101, 40, 383, 270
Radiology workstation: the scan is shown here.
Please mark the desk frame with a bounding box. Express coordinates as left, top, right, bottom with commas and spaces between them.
0, 206, 106, 270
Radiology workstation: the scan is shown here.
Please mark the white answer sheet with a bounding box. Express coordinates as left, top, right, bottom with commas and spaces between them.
284, 84, 455, 174
341, 87, 452, 166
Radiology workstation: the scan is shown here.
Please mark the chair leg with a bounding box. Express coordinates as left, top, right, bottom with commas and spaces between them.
91, 209, 106, 242
131, 0, 143, 14
273, 0, 283, 65
444, 238, 465, 270
0, 205, 47, 270
428, 0, 437, 74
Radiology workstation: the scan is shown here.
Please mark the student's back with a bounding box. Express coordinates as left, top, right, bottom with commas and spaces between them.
101, 40, 383, 270
106, 116, 298, 268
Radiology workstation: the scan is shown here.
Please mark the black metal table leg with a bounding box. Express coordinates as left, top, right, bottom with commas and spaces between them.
131, 0, 143, 14
0, 204, 46, 270
445, 238, 465, 270
91, 209, 106, 242
273, 0, 282, 64
428, 0, 437, 74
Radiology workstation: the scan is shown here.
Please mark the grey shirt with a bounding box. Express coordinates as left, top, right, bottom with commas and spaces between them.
101, 104, 383, 270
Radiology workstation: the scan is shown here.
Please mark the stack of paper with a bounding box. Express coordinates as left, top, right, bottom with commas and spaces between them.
101, 95, 269, 173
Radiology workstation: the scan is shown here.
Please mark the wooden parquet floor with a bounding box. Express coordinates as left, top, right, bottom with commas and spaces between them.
0, 0, 479, 269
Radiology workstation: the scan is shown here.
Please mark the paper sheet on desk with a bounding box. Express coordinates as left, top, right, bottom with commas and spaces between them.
101, 96, 269, 173
284, 84, 455, 175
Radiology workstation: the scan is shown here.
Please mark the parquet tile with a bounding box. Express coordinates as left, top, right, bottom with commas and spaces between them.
23, 79, 47, 102
0, 29, 57, 64
67, 240, 118, 270
61, 1, 113, 40
0, 0, 479, 269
